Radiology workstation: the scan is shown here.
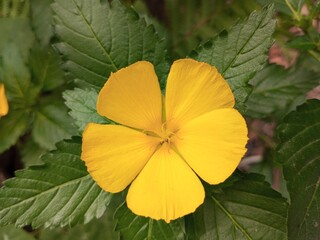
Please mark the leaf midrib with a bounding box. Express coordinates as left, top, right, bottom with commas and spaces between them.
12, 74, 29, 103
71, 0, 118, 72
36, 107, 70, 135
253, 81, 317, 94
0, 174, 91, 214
221, 13, 266, 76
39, 56, 49, 87
211, 196, 253, 240
147, 218, 153, 240
298, 177, 320, 231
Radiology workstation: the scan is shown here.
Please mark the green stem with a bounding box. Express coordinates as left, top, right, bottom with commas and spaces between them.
284, 0, 301, 21
308, 50, 320, 62
257, 132, 276, 149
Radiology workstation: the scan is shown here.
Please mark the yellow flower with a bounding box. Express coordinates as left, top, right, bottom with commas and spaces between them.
81, 59, 248, 222
0, 83, 9, 117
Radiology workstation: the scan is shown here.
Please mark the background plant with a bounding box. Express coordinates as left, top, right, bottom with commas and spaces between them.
0, 0, 319, 239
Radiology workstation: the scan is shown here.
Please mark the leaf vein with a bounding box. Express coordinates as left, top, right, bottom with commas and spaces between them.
71, 0, 118, 72
211, 196, 253, 240
222, 14, 265, 75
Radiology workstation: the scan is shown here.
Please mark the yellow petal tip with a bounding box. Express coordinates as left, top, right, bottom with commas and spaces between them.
0, 83, 9, 117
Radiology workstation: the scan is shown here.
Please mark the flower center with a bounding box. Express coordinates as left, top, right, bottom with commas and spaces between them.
158, 122, 176, 146
144, 122, 177, 146
159, 132, 173, 145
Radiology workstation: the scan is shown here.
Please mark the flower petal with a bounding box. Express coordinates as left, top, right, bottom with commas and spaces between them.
97, 61, 163, 133
173, 108, 248, 184
81, 123, 159, 193
127, 143, 205, 223
0, 84, 9, 117
165, 59, 234, 131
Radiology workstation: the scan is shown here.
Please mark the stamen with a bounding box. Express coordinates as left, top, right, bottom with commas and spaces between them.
161, 122, 167, 132
143, 130, 161, 138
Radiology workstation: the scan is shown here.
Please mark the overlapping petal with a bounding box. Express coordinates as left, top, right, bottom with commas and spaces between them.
81, 123, 159, 193
97, 61, 163, 133
165, 59, 235, 131
0, 83, 9, 117
173, 108, 248, 184
127, 143, 205, 222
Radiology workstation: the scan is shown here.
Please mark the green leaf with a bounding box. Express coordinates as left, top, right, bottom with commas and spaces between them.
193, 5, 275, 112
29, 45, 65, 91
0, 110, 29, 154
0, 18, 34, 61
32, 102, 78, 149
31, 0, 54, 46
114, 202, 185, 240
0, 225, 35, 240
63, 88, 110, 132
246, 64, 320, 119
276, 100, 320, 240
0, 138, 112, 228
20, 139, 46, 167
52, 0, 169, 89
286, 35, 316, 51
0, 43, 39, 109
39, 212, 119, 240
186, 173, 288, 240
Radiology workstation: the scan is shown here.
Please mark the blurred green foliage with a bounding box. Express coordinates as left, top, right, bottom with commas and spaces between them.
0, 0, 77, 167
